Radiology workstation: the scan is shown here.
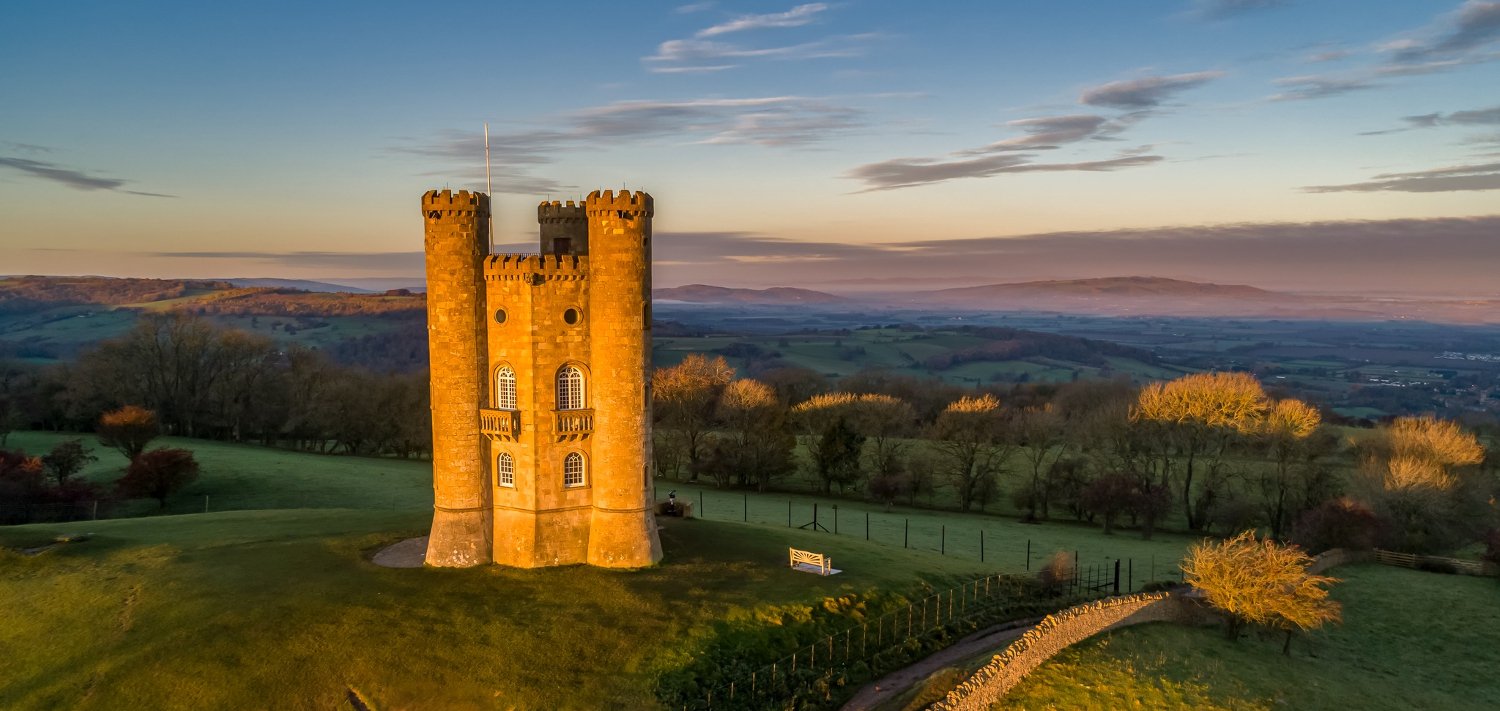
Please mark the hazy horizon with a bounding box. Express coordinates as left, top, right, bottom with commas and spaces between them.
4, 1, 1500, 295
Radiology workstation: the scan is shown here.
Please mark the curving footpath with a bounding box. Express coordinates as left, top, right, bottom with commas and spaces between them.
840, 617, 1041, 711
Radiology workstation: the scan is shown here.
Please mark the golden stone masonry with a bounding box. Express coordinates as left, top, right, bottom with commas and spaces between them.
421, 188, 663, 568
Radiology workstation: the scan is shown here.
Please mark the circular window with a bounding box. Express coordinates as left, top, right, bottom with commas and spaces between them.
563, 308, 581, 325
494, 308, 507, 324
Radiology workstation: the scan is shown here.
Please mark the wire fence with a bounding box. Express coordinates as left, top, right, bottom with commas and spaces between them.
671, 488, 1186, 586
668, 563, 1127, 710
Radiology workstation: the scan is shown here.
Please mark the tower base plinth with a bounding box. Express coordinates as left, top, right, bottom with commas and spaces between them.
587, 508, 663, 568
425, 508, 492, 568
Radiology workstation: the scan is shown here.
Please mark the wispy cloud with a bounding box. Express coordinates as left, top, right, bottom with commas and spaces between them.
675, 2, 715, 13
645, 33, 878, 73
1, 141, 53, 154
0, 156, 174, 197
1268, 3, 1500, 103
400, 95, 882, 193
1305, 161, 1500, 192
1188, 0, 1290, 21
1359, 104, 1500, 137
1079, 71, 1224, 109
1306, 48, 1352, 63
644, 2, 875, 73
696, 3, 827, 37
1406, 104, 1500, 127
845, 151, 1162, 191
1268, 74, 1379, 101
1387, 1, 1500, 63
847, 69, 1218, 191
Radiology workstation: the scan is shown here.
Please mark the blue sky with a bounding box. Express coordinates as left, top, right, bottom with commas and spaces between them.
2, 1, 1499, 293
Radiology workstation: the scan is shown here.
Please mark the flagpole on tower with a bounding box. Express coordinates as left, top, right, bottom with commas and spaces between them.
484, 122, 495, 253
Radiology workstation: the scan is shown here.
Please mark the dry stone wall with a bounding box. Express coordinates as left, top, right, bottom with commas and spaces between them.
930, 593, 1195, 711
1307, 548, 1372, 574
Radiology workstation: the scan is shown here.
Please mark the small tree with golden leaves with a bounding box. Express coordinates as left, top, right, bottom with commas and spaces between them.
97, 405, 160, 462
1182, 530, 1342, 654
1356, 415, 1488, 553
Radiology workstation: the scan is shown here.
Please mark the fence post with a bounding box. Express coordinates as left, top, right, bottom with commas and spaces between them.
833, 505, 838, 535
940, 525, 945, 555
1114, 559, 1121, 595
700, 491, 705, 517
980, 530, 985, 562
743, 492, 747, 522
1026, 539, 1031, 570
1128, 558, 1133, 593
865, 511, 869, 541
92, 500, 98, 520
904, 519, 909, 549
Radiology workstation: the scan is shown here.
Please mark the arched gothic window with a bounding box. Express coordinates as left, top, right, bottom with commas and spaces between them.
563, 452, 585, 488
496, 452, 514, 487
557, 365, 585, 410
495, 366, 517, 410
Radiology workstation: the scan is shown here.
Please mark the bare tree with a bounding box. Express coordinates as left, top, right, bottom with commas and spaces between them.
929, 394, 1017, 512
652, 354, 734, 481
1132, 372, 1271, 530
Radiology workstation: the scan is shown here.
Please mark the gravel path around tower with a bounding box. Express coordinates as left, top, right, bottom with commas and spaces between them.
371, 536, 427, 568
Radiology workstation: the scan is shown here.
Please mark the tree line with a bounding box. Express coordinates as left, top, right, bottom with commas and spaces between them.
651, 354, 1500, 556
0, 312, 430, 458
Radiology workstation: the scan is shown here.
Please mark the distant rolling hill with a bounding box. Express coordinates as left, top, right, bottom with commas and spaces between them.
918, 276, 1278, 300
888, 276, 1500, 322
220, 278, 374, 293
654, 284, 848, 305
0, 275, 427, 368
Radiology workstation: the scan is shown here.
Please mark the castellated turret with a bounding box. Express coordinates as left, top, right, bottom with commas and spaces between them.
421, 188, 662, 569
421, 189, 493, 567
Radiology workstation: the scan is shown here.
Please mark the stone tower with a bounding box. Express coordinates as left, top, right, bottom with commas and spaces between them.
421, 188, 663, 569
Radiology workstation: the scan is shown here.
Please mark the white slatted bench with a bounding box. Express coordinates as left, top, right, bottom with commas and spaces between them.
789, 547, 840, 576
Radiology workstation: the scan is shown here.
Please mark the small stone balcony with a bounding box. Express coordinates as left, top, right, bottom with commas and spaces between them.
554, 409, 594, 440
479, 408, 520, 440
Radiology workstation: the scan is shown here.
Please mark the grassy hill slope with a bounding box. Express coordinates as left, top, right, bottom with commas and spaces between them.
1003, 564, 1500, 710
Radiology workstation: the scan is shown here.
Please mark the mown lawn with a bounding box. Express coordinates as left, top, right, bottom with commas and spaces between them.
6, 431, 433, 515
9, 430, 1200, 579
1003, 564, 1500, 710
0, 510, 1001, 710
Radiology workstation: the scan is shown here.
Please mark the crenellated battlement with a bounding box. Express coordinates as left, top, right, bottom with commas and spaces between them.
484, 253, 588, 280
422, 189, 489, 215
585, 190, 652, 217
538, 200, 586, 223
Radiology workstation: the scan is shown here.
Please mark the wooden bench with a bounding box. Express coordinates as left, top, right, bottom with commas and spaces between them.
789, 547, 840, 576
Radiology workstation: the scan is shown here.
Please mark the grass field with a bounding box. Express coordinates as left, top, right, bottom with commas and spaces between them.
0, 432, 1105, 709
1003, 564, 1500, 710
3, 433, 1492, 709
7, 431, 1199, 583
5, 431, 433, 517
